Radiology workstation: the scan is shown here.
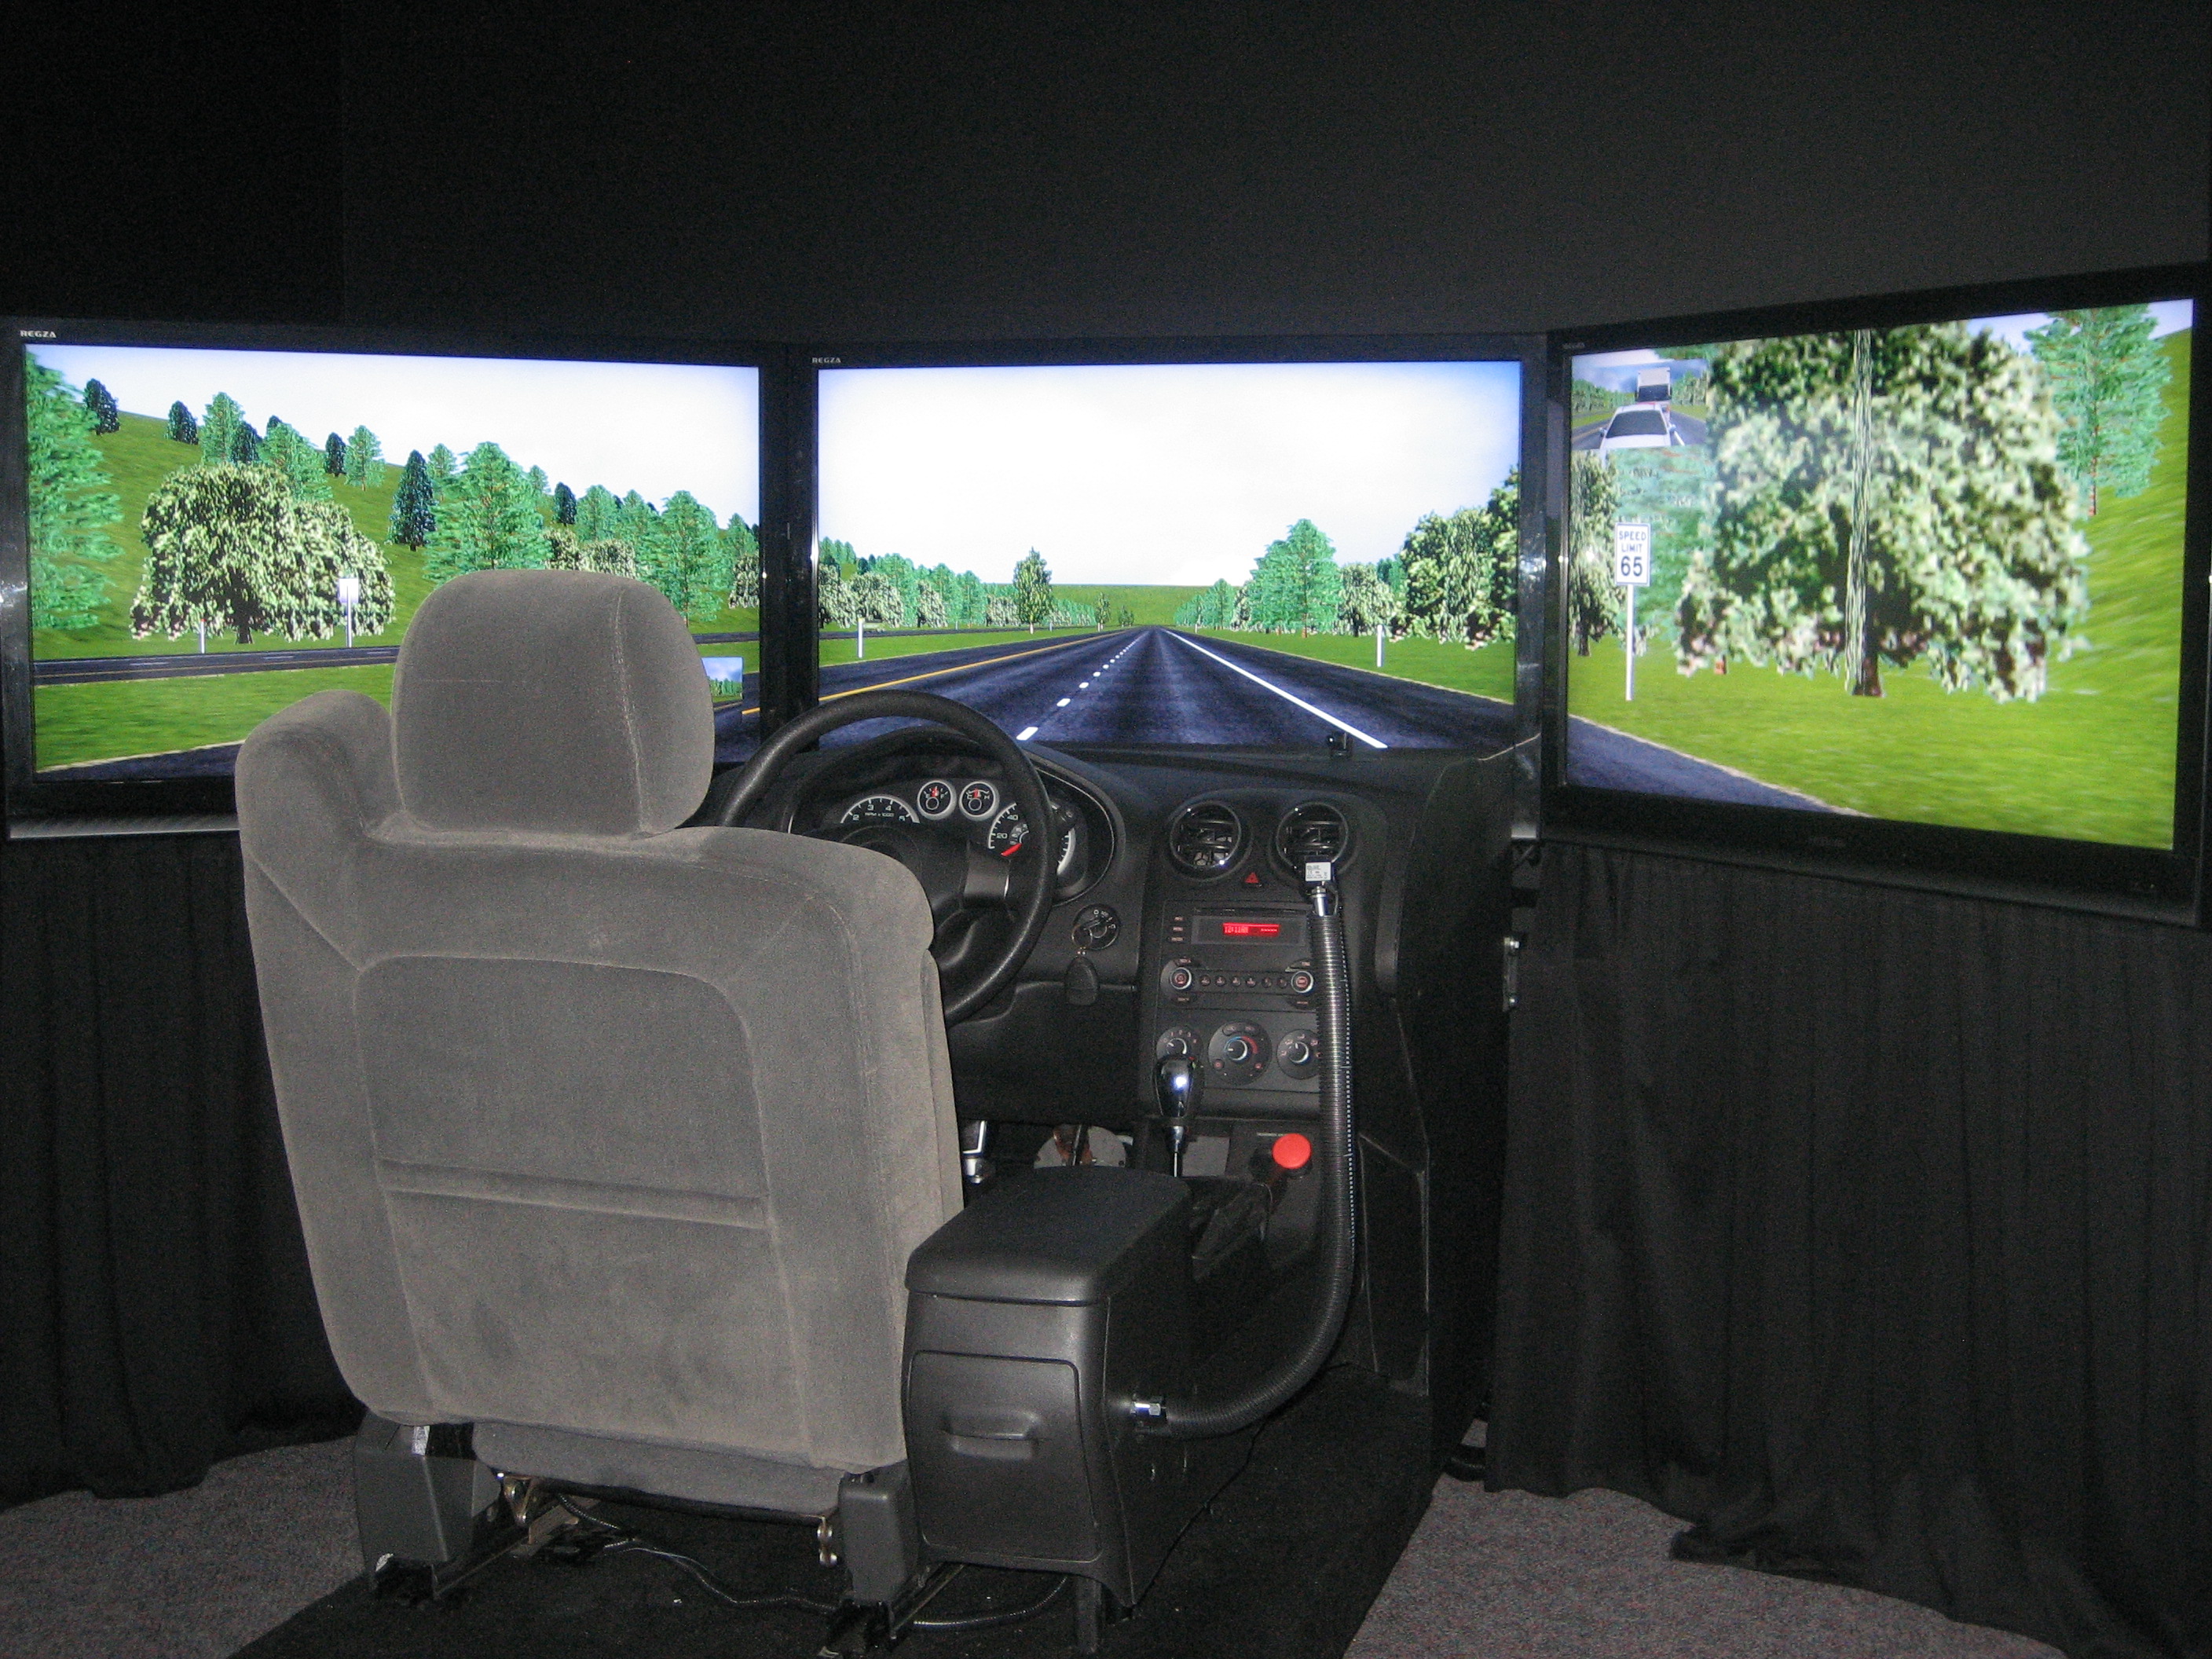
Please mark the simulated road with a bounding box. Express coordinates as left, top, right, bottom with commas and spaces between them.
49, 624, 1833, 813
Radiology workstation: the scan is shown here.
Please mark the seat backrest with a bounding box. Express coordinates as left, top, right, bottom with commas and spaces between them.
237, 570, 960, 1480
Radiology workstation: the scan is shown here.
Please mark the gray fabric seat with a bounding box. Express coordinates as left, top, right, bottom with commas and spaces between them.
237, 569, 962, 1515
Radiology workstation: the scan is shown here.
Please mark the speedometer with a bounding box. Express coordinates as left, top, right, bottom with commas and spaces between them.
840, 794, 919, 826
988, 801, 1075, 870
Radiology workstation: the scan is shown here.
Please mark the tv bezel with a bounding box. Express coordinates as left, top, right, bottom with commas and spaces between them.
1540, 262, 2212, 925
1, 318, 784, 836
796, 333, 1549, 808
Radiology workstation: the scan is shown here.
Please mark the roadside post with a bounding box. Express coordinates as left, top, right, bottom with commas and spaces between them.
1612, 522, 1651, 701
336, 575, 361, 648
1375, 622, 1385, 668
857, 617, 866, 661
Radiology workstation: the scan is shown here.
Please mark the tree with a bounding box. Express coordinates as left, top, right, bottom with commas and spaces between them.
1398, 479, 1518, 647
914, 580, 949, 628
82, 379, 120, 434
86, 380, 123, 436
1566, 454, 1620, 655
553, 482, 577, 525
24, 354, 122, 630
544, 526, 639, 577
983, 594, 1020, 627
647, 490, 729, 618
388, 451, 436, 551
200, 394, 244, 469
819, 560, 863, 628
1246, 519, 1343, 635
1337, 562, 1402, 635
1093, 592, 1117, 628
1675, 322, 2085, 700
423, 442, 548, 580
260, 421, 333, 500
1013, 549, 1055, 625
167, 401, 200, 445
324, 433, 347, 475
344, 425, 386, 489
575, 484, 621, 541
725, 516, 761, 607
527, 466, 548, 496
956, 569, 987, 627
2027, 304, 2173, 516
132, 463, 394, 645
852, 569, 906, 627
233, 421, 262, 465
427, 443, 459, 485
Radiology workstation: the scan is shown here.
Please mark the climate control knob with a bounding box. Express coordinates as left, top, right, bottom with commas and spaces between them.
1276, 1029, 1321, 1080
1207, 1020, 1270, 1084
1155, 1027, 1201, 1061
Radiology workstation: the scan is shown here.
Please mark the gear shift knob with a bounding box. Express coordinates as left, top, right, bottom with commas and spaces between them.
1155, 1055, 1200, 1176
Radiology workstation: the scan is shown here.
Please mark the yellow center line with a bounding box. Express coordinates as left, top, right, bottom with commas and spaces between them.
709, 632, 1114, 718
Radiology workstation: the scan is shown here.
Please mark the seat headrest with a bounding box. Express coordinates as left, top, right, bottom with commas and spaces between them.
392, 569, 714, 836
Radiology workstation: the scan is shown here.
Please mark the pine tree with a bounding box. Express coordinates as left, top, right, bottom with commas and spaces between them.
388, 451, 436, 551
648, 490, 729, 618
1013, 549, 1055, 625
527, 465, 549, 497
553, 482, 577, 525
167, 401, 200, 445
82, 379, 120, 434
344, 425, 386, 489
423, 443, 548, 580
1245, 520, 1343, 635
2027, 304, 2173, 516
24, 354, 123, 630
200, 394, 244, 469
427, 443, 459, 485
1675, 322, 2085, 699
324, 433, 347, 475
233, 422, 262, 465
575, 485, 621, 541
260, 423, 333, 500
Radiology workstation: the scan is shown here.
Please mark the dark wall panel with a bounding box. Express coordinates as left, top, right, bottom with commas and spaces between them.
338, 2, 2207, 342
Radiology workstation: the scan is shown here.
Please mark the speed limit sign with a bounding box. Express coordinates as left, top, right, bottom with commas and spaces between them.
1613, 522, 1652, 586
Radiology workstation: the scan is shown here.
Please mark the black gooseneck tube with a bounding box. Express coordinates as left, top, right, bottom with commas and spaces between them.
1144, 862, 1357, 1439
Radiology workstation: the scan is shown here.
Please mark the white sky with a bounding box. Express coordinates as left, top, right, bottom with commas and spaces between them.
29, 343, 760, 524
818, 361, 1522, 587
1573, 300, 2195, 393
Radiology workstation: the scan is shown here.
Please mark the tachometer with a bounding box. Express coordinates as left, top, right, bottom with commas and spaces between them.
988, 801, 1076, 870
840, 794, 919, 826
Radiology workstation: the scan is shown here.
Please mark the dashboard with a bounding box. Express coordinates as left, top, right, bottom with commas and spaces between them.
728, 729, 1514, 1152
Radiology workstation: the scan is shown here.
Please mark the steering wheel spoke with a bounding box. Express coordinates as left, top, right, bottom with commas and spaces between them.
716, 693, 1056, 1024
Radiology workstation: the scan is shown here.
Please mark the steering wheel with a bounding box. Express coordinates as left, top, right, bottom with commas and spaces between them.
716, 690, 1057, 1024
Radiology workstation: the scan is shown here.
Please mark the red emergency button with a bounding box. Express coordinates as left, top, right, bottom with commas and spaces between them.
1269, 1133, 1313, 1171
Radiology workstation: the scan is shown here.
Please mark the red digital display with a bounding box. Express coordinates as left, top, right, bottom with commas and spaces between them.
1219, 921, 1281, 938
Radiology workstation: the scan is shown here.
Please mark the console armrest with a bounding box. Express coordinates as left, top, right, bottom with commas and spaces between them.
906, 1167, 1189, 1306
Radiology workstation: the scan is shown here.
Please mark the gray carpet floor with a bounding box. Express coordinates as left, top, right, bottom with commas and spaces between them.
0, 1442, 2060, 1659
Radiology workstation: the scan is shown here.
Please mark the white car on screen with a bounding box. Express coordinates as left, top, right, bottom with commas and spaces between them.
1596, 404, 1687, 452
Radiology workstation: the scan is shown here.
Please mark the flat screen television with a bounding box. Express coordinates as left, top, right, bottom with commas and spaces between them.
2, 321, 767, 832
799, 338, 1544, 757
1544, 263, 2210, 921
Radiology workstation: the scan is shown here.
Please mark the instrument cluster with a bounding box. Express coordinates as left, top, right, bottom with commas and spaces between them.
822, 770, 1113, 900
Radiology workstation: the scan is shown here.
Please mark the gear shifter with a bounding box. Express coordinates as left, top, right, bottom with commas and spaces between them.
1154, 1055, 1200, 1177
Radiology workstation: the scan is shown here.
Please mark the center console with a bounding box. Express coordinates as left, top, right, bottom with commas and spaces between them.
1147, 904, 1325, 1117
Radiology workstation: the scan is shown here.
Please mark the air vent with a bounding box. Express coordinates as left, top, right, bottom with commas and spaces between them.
1167, 801, 1245, 876
1275, 802, 1350, 870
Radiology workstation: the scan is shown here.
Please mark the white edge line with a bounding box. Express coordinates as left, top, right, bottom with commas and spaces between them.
1166, 631, 1387, 749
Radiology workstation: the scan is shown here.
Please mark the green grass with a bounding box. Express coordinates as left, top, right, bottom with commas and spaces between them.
1181, 628, 1517, 702
1566, 329, 2192, 848
1046, 584, 1208, 625
35, 665, 398, 771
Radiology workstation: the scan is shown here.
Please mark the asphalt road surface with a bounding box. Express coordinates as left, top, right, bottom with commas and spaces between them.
1562, 715, 1839, 811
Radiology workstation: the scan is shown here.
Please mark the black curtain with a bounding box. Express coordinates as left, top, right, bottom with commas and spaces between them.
1489, 841, 2211, 1659
0, 834, 357, 1511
